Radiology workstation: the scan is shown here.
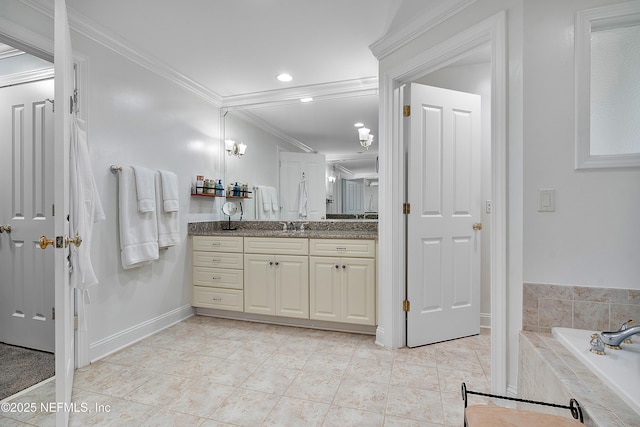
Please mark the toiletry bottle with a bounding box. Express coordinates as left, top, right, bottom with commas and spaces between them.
215, 179, 224, 196
233, 182, 240, 197
196, 175, 204, 194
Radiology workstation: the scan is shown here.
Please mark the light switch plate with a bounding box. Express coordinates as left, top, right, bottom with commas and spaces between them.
538, 189, 555, 212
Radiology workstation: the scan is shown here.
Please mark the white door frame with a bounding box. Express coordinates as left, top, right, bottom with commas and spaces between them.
377, 11, 508, 393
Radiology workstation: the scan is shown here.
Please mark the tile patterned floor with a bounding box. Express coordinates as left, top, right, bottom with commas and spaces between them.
0, 316, 491, 426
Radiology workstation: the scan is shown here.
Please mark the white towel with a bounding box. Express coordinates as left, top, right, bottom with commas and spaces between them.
159, 170, 179, 212
298, 180, 308, 219
260, 185, 272, 212
119, 166, 159, 269
269, 186, 279, 213
132, 166, 156, 213
255, 186, 269, 220
156, 172, 180, 248
69, 117, 105, 289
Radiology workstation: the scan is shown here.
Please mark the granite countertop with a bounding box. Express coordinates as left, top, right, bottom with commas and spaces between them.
188, 220, 378, 239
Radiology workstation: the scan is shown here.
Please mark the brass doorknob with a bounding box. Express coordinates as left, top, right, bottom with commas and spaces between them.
0, 225, 10, 233
39, 236, 55, 250
65, 234, 82, 248
472, 222, 483, 231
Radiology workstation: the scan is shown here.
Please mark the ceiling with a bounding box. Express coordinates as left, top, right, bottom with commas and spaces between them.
60, 0, 407, 176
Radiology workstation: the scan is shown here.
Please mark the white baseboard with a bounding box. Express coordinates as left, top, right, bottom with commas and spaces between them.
480, 312, 491, 329
507, 384, 517, 397
89, 305, 194, 363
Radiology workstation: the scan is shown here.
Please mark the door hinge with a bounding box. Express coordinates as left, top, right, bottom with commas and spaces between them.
52, 204, 55, 216
403, 202, 411, 214
74, 315, 78, 330
52, 307, 55, 320
403, 105, 410, 117
403, 300, 411, 312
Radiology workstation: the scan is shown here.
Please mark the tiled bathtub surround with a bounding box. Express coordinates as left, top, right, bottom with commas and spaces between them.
522, 283, 640, 333
519, 331, 638, 427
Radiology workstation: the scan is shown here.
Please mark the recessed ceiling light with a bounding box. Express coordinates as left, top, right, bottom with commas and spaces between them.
277, 73, 293, 82
354, 122, 364, 127
300, 97, 314, 103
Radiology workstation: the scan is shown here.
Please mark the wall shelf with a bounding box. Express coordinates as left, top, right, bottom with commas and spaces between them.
191, 193, 252, 199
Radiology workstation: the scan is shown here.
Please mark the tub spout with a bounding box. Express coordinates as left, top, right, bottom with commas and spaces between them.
600, 325, 640, 349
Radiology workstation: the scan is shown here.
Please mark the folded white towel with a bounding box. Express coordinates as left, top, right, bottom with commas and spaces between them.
259, 185, 272, 212
119, 166, 159, 269
159, 170, 179, 212
298, 180, 308, 219
156, 172, 180, 248
132, 166, 156, 213
269, 186, 279, 213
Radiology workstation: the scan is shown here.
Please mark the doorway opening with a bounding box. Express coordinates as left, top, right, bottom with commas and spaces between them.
0, 41, 56, 400
377, 11, 508, 393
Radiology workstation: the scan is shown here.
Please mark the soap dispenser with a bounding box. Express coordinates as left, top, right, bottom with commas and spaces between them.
232, 182, 240, 197
215, 179, 224, 196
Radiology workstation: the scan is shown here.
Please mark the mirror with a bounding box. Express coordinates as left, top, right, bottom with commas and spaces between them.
221, 201, 239, 230
222, 90, 379, 219
575, 3, 640, 169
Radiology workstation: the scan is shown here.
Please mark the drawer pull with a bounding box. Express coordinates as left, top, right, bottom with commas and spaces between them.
212, 276, 222, 280
210, 242, 221, 246
211, 259, 222, 262
336, 247, 347, 252
212, 297, 222, 301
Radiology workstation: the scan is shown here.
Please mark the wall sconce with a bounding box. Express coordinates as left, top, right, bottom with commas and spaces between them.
357, 126, 374, 150
328, 174, 337, 183
225, 139, 247, 157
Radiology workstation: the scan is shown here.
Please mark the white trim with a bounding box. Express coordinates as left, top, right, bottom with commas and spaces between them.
480, 312, 491, 329
0, 67, 53, 87
376, 11, 508, 394
0, 14, 53, 60
326, 152, 379, 163
574, 1, 640, 170
222, 77, 378, 111
369, 0, 478, 59
89, 305, 194, 363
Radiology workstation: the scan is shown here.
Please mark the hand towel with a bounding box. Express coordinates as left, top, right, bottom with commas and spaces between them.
159, 170, 179, 212
260, 185, 272, 212
269, 186, 279, 213
255, 186, 269, 220
156, 171, 180, 248
298, 180, 308, 219
69, 117, 105, 289
132, 166, 156, 213
119, 166, 159, 269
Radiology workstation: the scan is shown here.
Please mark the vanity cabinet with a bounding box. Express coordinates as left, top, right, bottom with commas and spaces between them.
309, 239, 376, 325
243, 237, 309, 319
192, 236, 244, 311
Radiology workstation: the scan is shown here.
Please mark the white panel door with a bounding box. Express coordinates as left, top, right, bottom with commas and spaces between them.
54, 0, 76, 424
279, 152, 326, 220
407, 83, 481, 347
0, 79, 55, 352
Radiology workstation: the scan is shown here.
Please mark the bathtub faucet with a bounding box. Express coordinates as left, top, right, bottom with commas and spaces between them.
600, 325, 640, 349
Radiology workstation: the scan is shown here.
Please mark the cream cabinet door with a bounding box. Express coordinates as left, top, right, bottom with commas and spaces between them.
275, 255, 309, 319
310, 256, 376, 325
244, 254, 276, 315
341, 257, 376, 325
309, 257, 341, 322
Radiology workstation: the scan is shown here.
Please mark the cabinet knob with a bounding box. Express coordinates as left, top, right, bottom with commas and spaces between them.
274, 261, 279, 266
269, 261, 273, 266
342, 265, 346, 269
335, 265, 339, 269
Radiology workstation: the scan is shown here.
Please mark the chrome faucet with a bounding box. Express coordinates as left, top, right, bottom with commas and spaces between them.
288, 222, 296, 231
600, 324, 640, 349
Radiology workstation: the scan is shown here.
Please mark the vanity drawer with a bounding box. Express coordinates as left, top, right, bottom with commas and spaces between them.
192, 236, 243, 253
193, 286, 243, 311
309, 239, 376, 258
244, 237, 309, 255
193, 251, 243, 269
193, 267, 243, 289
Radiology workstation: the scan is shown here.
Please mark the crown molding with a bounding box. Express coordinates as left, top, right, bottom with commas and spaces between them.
233, 109, 315, 153
19, 0, 223, 107
326, 152, 379, 163
369, 0, 477, 60
0, 66, 53, 87
222, 77, 378, 111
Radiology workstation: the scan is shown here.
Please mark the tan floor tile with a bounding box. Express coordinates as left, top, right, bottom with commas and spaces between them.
322, 406, 384, 427
285, 371, 341, 403
345, 356, 392, 384
263, 396, 330, 427
124, 374, 191, 406
240, 364, 299, 395
166, 379, 235, 418
333, 378, 388, 414
208, 388, 280, 427
391, 362, 440, 391
386, 386, 444, 424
